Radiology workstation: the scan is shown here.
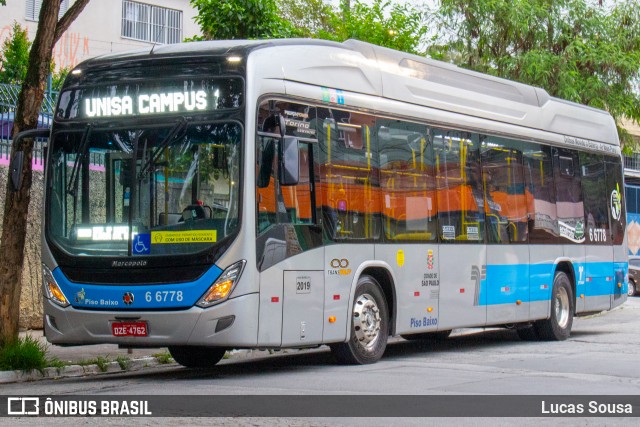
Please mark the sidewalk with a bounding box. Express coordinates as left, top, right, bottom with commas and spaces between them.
20, 329, 166, 364
0, 330, 172, 384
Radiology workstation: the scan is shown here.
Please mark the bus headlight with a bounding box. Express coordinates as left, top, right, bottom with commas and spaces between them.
43, 265, 69, 307
197, 260, 246, 308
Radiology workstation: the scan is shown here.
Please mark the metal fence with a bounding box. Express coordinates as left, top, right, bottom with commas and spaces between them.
0, 83, 57, 165
625, 154, 640, 172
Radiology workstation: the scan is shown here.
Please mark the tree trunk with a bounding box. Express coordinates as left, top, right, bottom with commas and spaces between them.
0, 0, 61, 347
0, 0, 89, 347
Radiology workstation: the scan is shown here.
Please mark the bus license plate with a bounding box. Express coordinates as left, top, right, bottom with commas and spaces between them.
111, 321, 148, 337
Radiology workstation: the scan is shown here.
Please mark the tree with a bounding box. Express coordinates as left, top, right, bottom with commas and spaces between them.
429, 0, 640, 152
0, 22, 31, 84
323, 0, 428, 54
278, 0, 335, 37
191, 0, 428, 54
0, 0, 90, 346
190, 0, 299, 40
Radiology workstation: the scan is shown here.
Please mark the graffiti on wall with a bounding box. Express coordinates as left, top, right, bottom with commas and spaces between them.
52, 31, 90, 69
1, 25, 90, 70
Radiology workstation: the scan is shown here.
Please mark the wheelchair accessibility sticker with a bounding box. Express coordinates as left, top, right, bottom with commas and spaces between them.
132, 234, 151, 255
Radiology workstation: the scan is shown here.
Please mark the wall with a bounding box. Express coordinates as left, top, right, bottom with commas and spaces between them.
0, 0, 201, 70
0, 164, 44, 330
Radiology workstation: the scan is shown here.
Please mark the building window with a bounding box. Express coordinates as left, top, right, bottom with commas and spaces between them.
122, 1, 183, 44
26, 0, 69, 22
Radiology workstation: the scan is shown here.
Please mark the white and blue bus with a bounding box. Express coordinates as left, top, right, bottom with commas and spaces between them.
40, 39, 628, 367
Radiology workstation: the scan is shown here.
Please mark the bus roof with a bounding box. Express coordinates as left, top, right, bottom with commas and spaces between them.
77, 38, 619, 147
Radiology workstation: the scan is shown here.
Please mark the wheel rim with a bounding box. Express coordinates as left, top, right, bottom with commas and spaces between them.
352, 293, 381, 350
629, 283, 635, 297
555, 286, 570, 329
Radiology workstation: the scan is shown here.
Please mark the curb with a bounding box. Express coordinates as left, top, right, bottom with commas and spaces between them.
0, 356, 176, 384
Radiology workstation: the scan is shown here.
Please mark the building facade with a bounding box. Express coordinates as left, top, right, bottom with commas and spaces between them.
0, 0, 202, 70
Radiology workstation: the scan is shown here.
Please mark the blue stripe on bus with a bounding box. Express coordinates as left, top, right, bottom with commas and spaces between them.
479, 262, 626, 306
52, 265, 223, 310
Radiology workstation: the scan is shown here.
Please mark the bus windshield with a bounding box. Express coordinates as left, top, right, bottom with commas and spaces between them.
46, 121, 241, 257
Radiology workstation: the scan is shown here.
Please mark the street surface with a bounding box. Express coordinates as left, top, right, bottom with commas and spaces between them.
3, 297, 640, 426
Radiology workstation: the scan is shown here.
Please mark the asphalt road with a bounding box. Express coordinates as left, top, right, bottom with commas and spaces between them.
2, 297, 640, 426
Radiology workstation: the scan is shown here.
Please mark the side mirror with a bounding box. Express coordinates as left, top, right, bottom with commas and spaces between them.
10, 151, 24, 192
8, 128, 50, 192
279, 136, 299, 186
278, 115, 287, 138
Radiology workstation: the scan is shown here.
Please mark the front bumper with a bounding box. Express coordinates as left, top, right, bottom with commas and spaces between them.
44, 292, 259, 347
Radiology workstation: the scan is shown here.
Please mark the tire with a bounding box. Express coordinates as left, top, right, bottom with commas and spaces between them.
330, 275, 389, 365
628, 279, 636, 297
168, 346, 227, 368
516, 326, 538, 341
534, 271, 573, 341
401, 330, 451, 341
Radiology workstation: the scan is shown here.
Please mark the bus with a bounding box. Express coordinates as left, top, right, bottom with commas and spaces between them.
40, 39, 628, 367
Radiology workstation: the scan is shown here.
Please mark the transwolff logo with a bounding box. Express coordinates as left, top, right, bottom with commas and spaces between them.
111, 260, 148, 268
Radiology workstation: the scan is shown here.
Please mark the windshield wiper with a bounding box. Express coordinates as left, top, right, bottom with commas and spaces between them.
137, 117, 189, 180
66, 123, 93, 196
66, 123, 93, 225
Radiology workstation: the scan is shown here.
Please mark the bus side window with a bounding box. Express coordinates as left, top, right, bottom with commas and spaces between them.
317, 110, 380, 241
434, 129, 484, 243
580, 152, 609, 244
523, 145, 558, 243
256, 135, 279, 233
480, 137, 528, 244
554, 148, 584, 244
379, 120, 436, 242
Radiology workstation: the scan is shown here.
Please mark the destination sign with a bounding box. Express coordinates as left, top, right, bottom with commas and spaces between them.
85, 91, 208, 117
56, 77, 244, 120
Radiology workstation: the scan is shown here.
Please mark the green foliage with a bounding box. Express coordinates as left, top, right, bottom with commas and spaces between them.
430, 0, 640, 150
115, 355, 131, 370
94, 356, 109, 372
189, 0, 300, 40
0, 21, 32, 84
153, 352, 174, 364
322, 0, 428, 54
46, 357, 66, 369
279, 0, 336, 37
51, 67, 69, 91
190, 0, 427, 54
76, 356, 111, 371
0, 335, 48, 373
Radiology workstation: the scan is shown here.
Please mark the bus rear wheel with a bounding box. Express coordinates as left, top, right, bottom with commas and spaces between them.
534, 271, 573, 341
330, 275, 389, 365
168, 345, 227, 368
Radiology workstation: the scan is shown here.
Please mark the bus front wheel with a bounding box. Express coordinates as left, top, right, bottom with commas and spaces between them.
168, 345, 227, 368
330, 274, 389, 365
534, 271, 573, 341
